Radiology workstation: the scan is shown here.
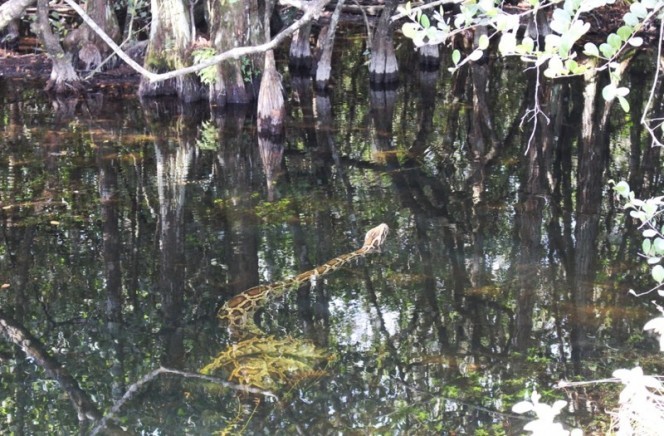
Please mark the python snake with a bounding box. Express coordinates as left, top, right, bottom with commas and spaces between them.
219, 223, 389, 329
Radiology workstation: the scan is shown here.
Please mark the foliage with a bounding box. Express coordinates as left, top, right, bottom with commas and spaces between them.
613, 180, 664, 297
609, 367, 664, 434
195, 120, 220, 151
505, 181, 664, 433
398, 0, 664, 117
240, 56, 258, 81
192, 47, 219, 85
512, 390, 581, 435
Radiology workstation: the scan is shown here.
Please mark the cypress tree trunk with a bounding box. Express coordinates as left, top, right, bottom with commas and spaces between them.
289, 23, 312, 73
138, 0, 202, 102
257, 50, 285, 137
315, 0, 344, 89
207, 0, 263, 106
369, 0, 399, 85
63, 0, 120, 70
257, 1, 284, 137
35, 0, 81, 93
418, 44, 440, 70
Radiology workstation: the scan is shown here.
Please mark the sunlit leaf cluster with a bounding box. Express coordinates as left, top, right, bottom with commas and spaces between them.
192, 47, 218, 85
613, 180, 664, 290
397, 0, 664, 113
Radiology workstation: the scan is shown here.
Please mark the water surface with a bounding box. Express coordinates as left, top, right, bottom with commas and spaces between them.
0, 42, 662, 434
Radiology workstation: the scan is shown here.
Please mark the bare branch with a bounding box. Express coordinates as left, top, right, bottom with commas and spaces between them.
642, 15, 664, 147
89, 366, 277, 435
62, 0, 331, 83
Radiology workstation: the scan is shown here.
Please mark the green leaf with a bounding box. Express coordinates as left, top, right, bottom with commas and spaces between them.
420, 14, 430, 29
566, 59, 577, 70
629, 37, 644, 47
551, 8, 571, 34
644, 202, 658, 220
631, 2, 648, 19
614, 180, 630, 197
478, 34, 490, 50
618, 96, 630, 112
558, 39, 571, 58
616, 87, 629, 98
498, 32, 517, 54
544, 34, 561, 52
644, 229, 658, 238
599, 43, 616, 58
568, 20, 590, 42
521, 37, 535, 53
544, 55, 565, 78
654, 237, 664, 254
402, 23, 420, 39
652, 264, 664, 283
512, 401, 534, 414
584, 42, 599, 57
607, 33, 622, 50
617, 25, 634, 41
602, 83, 616, 101
644, 238, 653, 255
624, 12, 640, 27
452, 49, 461, 65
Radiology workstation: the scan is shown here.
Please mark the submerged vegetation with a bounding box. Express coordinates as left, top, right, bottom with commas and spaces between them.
2, 0, 664, 434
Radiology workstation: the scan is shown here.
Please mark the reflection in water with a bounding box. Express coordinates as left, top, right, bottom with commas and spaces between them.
1, 47, 664, 433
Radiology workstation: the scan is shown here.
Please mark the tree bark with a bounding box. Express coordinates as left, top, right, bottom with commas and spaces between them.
138, 0, 202, 101
257, 49, 285, 137
315, 0, 345, 89
35, 0, 81, 93
84, 0, 120, 62
289, 23, 313, 73
0, 0, 34, 32
418, 44, 439, 70
63, 0, 120, 71
207, 0, 263, 106
369, 0, 399, 85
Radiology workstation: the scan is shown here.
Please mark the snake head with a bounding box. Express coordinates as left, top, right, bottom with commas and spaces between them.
363, 223, 389, 251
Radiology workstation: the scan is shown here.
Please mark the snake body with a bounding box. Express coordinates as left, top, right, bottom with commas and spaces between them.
219, 223, 389, 328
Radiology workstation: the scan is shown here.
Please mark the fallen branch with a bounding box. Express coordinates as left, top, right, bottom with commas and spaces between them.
61, 0, 331, 83
89, 366, 277, 435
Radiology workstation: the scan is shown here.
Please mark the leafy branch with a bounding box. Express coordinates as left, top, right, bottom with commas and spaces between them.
395, 0, 664, 117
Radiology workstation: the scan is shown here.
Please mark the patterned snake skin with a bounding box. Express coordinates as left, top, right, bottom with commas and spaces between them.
218, 223, 389, 329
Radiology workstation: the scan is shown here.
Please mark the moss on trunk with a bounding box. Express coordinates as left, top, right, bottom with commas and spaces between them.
138, 0, 203, 102
207, 0, 263, 106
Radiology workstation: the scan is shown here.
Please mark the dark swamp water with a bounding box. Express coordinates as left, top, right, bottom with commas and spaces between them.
2, 37, 664, 434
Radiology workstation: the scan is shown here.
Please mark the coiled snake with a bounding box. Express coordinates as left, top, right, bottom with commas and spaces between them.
218, 223, 389, 329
